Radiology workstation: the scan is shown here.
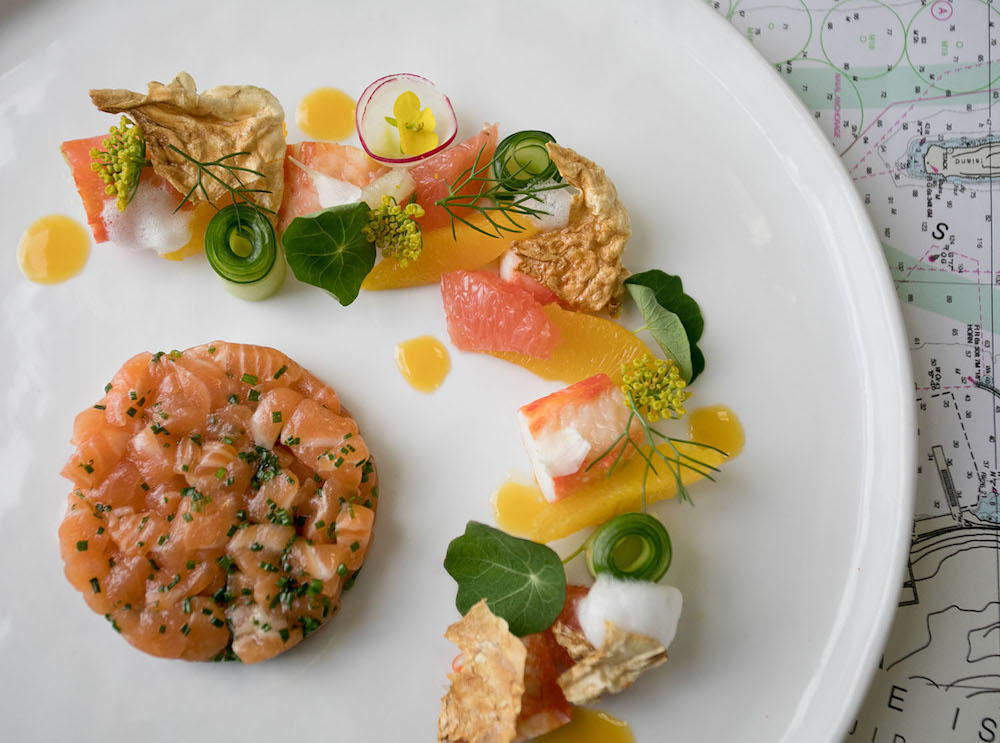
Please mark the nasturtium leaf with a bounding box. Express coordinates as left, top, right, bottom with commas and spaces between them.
625, 270, 706, 382
282, 202, 374, 306
626, 283, 693, 382
444, 521, 566, 637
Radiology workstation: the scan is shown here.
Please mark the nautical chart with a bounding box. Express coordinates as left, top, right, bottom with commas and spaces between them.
709, 0, 1000, 739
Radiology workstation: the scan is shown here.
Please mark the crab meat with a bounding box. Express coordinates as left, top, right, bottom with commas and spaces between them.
517, 374, 643, 503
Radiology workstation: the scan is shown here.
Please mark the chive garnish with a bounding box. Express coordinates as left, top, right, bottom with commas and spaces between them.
248, 389, 260, 402
215, 467, 227, 480
90, 577, 101, 593
241, 373, 258, 385
271, 411, 282, 424
104, 383, 112, 393
274, 365, 287, 379
76, 540, 88, 552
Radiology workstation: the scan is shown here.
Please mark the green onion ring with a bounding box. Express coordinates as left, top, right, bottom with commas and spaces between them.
585, 512, 672, 582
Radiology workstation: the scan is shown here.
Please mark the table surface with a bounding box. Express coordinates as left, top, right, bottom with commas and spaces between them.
713, 0, 1000, 739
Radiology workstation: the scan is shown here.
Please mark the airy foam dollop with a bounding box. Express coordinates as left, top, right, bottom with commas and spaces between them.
577, 574, 683, 650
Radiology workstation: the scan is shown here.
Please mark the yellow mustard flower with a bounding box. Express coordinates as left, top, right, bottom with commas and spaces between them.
388, 91, 438, 156
620, 355, 691, 422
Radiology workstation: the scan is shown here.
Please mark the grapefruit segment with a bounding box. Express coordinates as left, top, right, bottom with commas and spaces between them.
441, 270, 560, 359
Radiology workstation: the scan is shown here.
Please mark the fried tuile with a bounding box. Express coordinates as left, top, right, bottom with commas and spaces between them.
556, 620, 667, 705
439, 600, 528, 743
89, 72, 285, 217
507, 143, 630, 315
551, 619, 595, 663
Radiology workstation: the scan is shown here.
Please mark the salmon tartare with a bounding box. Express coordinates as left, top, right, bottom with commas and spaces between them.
58, 341, 377, 663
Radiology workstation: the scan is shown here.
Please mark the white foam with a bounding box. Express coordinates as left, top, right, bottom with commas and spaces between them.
526, 178, 574, 232
102, 180, 193, 255
578, 574, 683, 650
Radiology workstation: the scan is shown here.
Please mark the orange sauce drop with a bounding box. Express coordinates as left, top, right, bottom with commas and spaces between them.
297, 87, 356, 141
162, 203, 216, 261
17, 215, 91, 284
395, 336, 451, 392
688, 405, 745, 457
493, 480, 547, 536
536, 708, 634, 743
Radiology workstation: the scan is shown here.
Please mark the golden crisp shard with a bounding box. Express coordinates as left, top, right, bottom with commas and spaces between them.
90, 72, 285, 217
550, 618, 595, 663
438, 600, 528, 743
507, 143, 630, 315
556, 620, 667, 705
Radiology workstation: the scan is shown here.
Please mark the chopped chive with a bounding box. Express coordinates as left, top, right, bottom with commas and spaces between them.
227, 394, 238, 404
93, 404, 106, 410
129, 390, 137, 400
138, 516, 149, 531
337, 563, 348, 577
334, 456, 344, 468
279, 628, 290, 642
186, 560, 196, 570
216, 555, 234, 573
167, 514, 175, 522
221, 436, 233, 445
182, 597, 192, 613
80, 461, 94, 474
284, 436, 300, 445
241, 373, 258, 385
226, 525, 237, 538
274, 365, 288, 379
350, 541, 360, 552
182, 513, 193, 523
141, 482, 150, 491
76, 540, 88, 552
169, 349, 181, 359
90, 577, 101, 593
259, 561, 278, 572
138, 397, 146, 406
166, 574, 181, 590
181, 623, 190, 636
271, 411, 282, 424
314, 520, 325, 529
215, 467, 227, 480
157, 534, 168, 545
104, 383, 112, 393
159, 625, 166, 634
126, 407, 137, 417
96, 526, 105, 535
210, 617, 225, 628
250, 542, 263, 552
248, 389, 260, 402
236, 509, 247, 521
308, 579, 323, 595
190, 433, 203, 446
181, 464, 189, 472
208, 345, 216, 354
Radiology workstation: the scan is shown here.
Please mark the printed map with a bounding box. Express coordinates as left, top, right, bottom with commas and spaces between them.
708, 0, 1000, 739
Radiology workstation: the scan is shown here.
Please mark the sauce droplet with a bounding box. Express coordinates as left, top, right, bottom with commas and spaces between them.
687, 405, 744, 456
535, 708, 634, 743
17, 215, 91, 284
297, 87, 357, 141
395, 336, 451, 393
493, 479, 547, 537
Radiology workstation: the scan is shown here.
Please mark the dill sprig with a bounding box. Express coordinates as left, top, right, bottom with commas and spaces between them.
434, 141, 568, 240
168, 144, 274, 217
587, 391, 727, 508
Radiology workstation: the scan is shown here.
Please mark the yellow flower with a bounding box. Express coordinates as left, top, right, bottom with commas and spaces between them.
389, 91, 438, 156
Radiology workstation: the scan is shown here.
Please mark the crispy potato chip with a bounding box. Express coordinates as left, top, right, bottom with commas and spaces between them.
507, 143, 630, 315
90, 72, 285, 217
439, 600, 527, 743
556, 620, 667, 705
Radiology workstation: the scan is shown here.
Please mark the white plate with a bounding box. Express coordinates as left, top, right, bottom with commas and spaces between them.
0, 0, 914, 740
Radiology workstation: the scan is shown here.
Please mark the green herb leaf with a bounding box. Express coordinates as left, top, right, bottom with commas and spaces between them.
443, 521, 566, 637
625, 270, 705, 382
282, 202, 374, 306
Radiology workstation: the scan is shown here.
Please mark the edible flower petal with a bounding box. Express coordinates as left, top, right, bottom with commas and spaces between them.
391, 90, 438, 156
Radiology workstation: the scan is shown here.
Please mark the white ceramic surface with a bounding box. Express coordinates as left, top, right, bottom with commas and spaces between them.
0, 1, 914, 741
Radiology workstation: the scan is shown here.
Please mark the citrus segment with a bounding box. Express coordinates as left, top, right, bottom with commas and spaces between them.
441, 270, 560, 358
491, 304, 652, 385
494, 441, 731, 543
362, 215, 538, 290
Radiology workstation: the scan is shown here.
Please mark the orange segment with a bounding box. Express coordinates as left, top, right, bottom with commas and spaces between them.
494, 441, 730, 543
362, 215, 538, 290
491, 304, 652, 385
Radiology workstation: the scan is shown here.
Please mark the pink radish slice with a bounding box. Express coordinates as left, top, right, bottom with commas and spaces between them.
356, 73, 457, 166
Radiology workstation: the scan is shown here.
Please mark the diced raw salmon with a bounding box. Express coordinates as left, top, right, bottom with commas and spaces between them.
57, 341, 378, 663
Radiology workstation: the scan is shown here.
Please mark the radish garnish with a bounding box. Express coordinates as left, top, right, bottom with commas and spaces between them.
356, 74, 457, 166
